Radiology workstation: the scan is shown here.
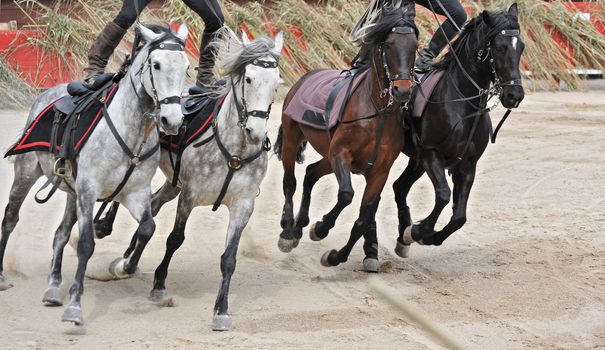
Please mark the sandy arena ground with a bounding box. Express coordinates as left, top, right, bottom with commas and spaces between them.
0, 89, 603, 349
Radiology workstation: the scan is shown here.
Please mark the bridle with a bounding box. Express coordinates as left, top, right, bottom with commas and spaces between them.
375, 25, 416, 107
130, 34, 185, 120
230, 58, 279, 129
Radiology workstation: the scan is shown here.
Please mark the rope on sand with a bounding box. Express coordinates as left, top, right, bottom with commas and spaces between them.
368, 276, 464, 350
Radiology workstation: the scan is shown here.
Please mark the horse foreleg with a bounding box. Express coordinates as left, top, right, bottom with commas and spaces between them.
296, 159, 333, 239
309, 152, 354, 241
62, 188, 96, 325
392, 158, 425, 257
110, 190, 155, 277
423, 162, 476, 246
0, 153, 43, 291
42, 193, 77, 306
213, 199, 254, 331
320, 169, 387, 272
122, 182, 180, 258
150, 190, 193, 302
405, 151, 450, 245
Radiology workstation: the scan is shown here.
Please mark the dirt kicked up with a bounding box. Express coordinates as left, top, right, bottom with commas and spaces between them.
0, 89, 603, 349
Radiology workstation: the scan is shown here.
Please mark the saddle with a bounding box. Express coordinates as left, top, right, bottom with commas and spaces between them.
410, 69, 445, 118
5, 74, 119, 178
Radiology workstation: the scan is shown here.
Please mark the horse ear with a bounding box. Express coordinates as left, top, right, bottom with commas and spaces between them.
241, 32, 251, 46
403, 1, 416, 16
508, 3, 519, 19
273, 31, 284, 56
481, 10, 492, 26
137, 23, 162, 43
176, 23, 189, 42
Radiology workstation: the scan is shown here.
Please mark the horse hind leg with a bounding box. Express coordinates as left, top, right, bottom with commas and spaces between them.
277, 120, 306, 253
0, 153, 43, 291
298, 159, 333, 241
43, 193, 77, 306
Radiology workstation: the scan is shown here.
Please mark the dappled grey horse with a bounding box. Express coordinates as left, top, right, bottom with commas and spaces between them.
141, 30, 283, 331
0, 24, 190, 325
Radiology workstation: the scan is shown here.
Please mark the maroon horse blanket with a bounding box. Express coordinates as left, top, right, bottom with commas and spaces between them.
5, 84, 119, 157
284, 69, 377, 130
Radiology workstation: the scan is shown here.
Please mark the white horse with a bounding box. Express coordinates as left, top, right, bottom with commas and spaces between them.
0, 24, 190, 326
139, 30, 283, 331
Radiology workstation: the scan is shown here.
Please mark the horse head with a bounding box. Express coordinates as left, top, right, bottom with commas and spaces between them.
369, 2, 418, 103
136, 24, 190, 135
480, 3, 525, 109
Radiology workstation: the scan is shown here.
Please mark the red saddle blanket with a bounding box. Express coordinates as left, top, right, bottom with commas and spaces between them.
5, 85, 119, 157
160, 95, 226, 152
284, 69, 376, 130
411, 70, 445, 118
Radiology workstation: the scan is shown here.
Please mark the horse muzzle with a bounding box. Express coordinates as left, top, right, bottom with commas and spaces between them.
500, 85, 525, 109
391, 79, 413, 103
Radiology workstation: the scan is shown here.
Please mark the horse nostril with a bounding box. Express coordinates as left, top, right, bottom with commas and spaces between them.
161, 116, 169, 126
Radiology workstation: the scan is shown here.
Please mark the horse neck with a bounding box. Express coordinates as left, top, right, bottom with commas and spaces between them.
107, 49, 156, 146
446, 38, 493, 99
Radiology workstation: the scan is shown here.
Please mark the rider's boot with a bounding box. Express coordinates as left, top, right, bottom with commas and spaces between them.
414, 20, 458, 74
83, 22, 127, 88
195, 32, 219, 87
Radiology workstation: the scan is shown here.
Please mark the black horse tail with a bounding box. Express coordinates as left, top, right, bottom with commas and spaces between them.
274, 125, 307, 164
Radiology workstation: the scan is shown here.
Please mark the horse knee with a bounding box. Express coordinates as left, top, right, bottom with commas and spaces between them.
451, 216, 466, 230
166, 231, 185, 251
435, 187, 451, 206
138, 218, 156, 239
338, 189, 354, 206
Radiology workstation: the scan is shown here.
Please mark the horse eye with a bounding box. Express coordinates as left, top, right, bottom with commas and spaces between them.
153, 62, 161, 70
245, 77, 252, 84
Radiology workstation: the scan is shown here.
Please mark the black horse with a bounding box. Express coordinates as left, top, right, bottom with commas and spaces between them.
393, 4, 525, 256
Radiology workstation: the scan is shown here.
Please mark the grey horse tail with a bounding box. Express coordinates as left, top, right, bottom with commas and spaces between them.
273, 124, 307, 164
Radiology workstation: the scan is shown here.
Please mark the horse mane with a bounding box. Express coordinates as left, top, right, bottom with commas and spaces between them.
433, 10, 520, 71
361, 4, 417, 45
204, 27, 279, 98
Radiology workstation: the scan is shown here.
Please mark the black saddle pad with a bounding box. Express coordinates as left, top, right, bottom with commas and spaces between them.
160, 95, 226, 152
5, 84, 120, 157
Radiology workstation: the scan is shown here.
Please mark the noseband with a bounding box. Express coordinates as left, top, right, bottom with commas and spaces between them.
131, 35, 185, 117
376, 25, 416, 106
231, 58, 279, 129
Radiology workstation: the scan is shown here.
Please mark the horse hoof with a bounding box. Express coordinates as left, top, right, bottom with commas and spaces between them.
362, 258, 380, 273
309, 222, 328, 241
395, 241, 411, 258
42, 286, 63, 306
320, 250, 337, 267
403, 226, 415, 245
0, 274, 14, 291
108, 258, 133, 279
277, 237, 298, 253
212, 314, 232, 331
61, 306, 84, 326
149, 289, 166, 302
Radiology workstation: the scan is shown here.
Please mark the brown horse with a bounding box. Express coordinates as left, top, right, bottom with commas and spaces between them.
274, 3, 418, 272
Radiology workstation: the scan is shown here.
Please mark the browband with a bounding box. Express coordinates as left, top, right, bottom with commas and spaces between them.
499, 29, 520, 37
391, 26, 415, 35
251, 59, 279, 69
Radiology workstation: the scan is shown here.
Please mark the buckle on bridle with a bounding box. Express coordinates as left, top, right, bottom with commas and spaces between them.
228, 156, 242, 170
129, 156, 141, 166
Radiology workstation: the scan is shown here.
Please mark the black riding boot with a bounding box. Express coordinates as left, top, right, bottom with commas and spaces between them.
196, 32, 218, 87
414, 20, 458, 73
83, 22, 127, 86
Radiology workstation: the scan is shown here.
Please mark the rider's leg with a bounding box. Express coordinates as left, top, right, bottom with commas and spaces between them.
83, 0, 152, 85
414, 0, 467, 72
182, 0, 225, 86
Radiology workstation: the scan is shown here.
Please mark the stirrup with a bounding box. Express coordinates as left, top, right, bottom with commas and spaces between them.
53, 158, 73, 178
